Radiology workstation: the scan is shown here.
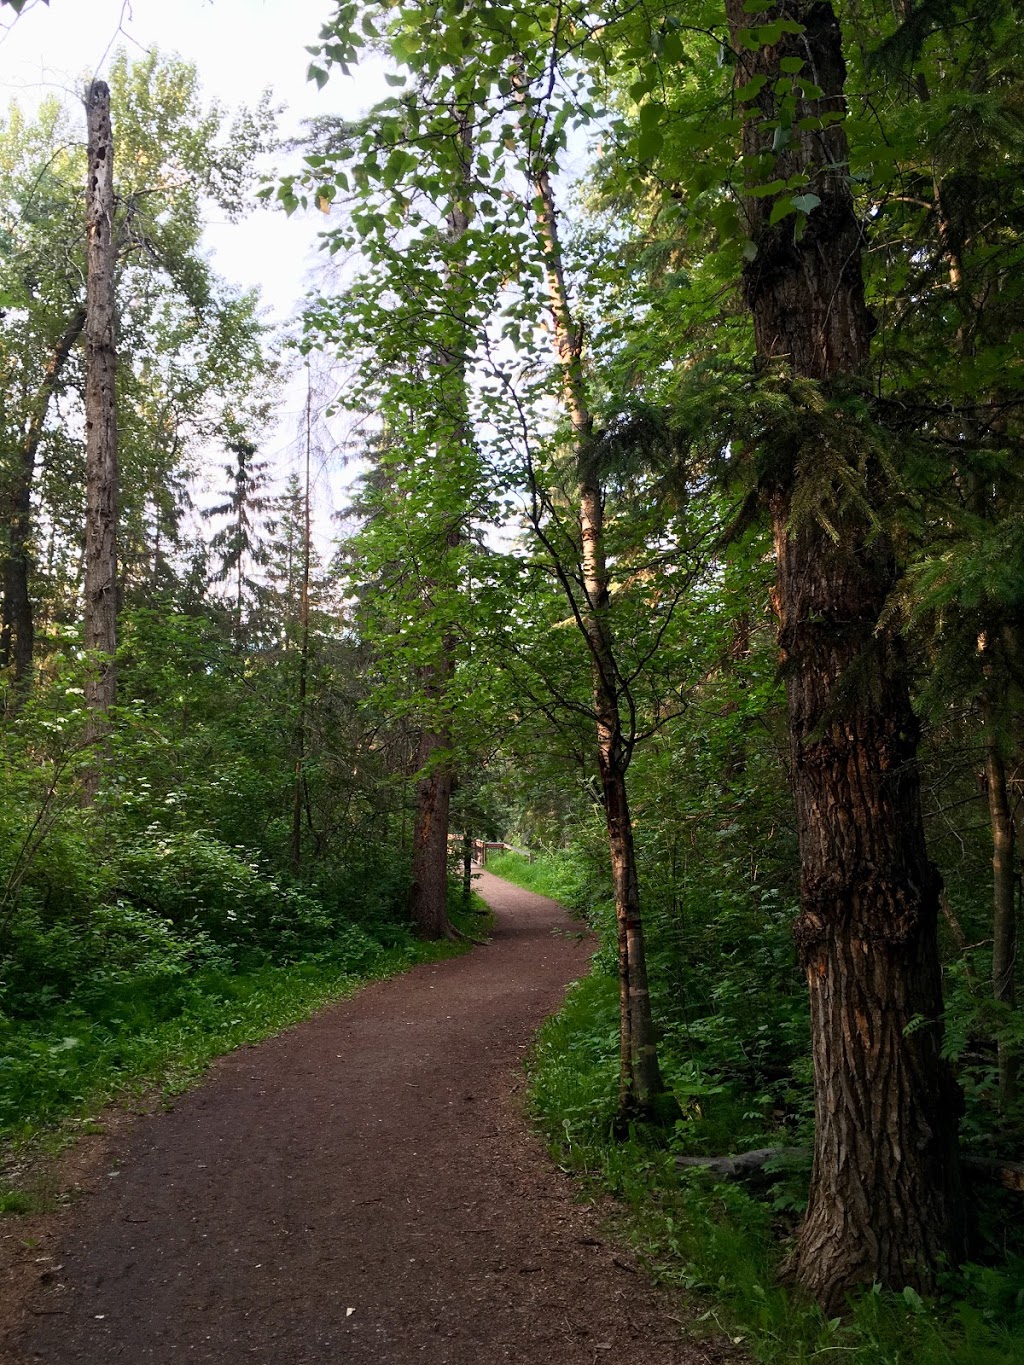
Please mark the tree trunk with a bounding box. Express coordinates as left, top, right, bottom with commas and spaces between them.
462, 827, 473, 907
409, 722, 455, 939
774, 510, 963, 1305
726, 1, 963, 1309
601, 747, 666, 1115
1, 307, 86, 695
82, 80, 119, 775
981, 687, 1018, 1107
528, 121, 669, 1119
291, 373, 313, 877
1, 461, 35, 692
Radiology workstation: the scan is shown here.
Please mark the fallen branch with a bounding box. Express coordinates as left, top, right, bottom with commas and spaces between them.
965, 1156, 1024, 1194
675, 1148, 1024, 1194
675, 1147, 805, 1187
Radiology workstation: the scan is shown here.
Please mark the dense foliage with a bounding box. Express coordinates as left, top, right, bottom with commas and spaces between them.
2, 1, 1024, 1357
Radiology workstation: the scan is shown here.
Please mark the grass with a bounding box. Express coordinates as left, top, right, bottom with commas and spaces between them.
529, 972, 1024, 1365
0, 895, 489, 1205
485, 849, 593, 911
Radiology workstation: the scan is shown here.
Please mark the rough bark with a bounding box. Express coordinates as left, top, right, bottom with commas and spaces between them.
726, 1, 963, 1310
1, 307, 86, 693
530, 126, 668, 1117
82, 80, 119, 771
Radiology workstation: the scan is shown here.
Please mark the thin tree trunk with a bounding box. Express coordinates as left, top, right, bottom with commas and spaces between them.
981, 682, 1018, 1106
726, 1, 963, 1309
82, 80, 119, 784
291, 373, 313, 876
529, 116, 668, 1118
462, 827, 473, 907
602, 755, 664, 1115
1, 307, 86, 696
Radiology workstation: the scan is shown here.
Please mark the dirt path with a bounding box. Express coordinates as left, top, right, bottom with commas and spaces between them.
5, 873, 726, 1365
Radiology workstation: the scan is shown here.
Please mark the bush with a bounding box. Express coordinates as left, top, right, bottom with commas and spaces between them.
117, 830, 333, 962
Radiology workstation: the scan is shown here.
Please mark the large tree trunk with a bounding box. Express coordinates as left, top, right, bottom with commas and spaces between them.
82, 80, 119, 772
1, 307, 86, 694
409, 720, 455, 939
726, 1, 963, 1309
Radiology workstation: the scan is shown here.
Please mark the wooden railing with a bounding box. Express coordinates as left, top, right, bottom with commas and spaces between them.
471, 840, 533, 867
447, 836, 535, 867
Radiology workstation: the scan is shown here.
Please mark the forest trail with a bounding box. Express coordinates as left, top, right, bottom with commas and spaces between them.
5, 873, 727, 1365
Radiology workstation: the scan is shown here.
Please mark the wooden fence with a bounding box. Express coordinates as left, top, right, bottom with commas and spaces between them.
446, 837, 534, 867
470, 840, 533, 867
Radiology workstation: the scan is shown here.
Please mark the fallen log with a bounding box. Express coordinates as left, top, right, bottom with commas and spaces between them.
675, 1148, 805, 1188
675, 1148, 1024, 1193
965, 1156, 1024, 1193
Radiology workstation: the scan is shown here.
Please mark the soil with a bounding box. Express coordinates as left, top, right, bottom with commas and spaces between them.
2, 872, 732, 1365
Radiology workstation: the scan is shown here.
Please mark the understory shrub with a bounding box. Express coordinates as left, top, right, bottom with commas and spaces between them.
530, 972, 1024, 1365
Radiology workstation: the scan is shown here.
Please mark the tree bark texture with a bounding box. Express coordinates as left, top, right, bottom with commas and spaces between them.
1, 307, 86, 692
531, 136, 667, 1116
726, 1, 963, 1309
83, 80, 119, 754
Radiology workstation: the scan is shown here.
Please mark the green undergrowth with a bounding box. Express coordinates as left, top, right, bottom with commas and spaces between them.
529, 972, 1024, 1365
0, 893, 486, 1192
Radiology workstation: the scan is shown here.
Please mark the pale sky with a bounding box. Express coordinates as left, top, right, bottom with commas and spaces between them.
0, 0, 381, 317
1, 0, 389, 540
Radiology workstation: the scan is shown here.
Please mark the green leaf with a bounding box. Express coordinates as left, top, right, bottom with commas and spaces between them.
747, 178, 787, 198
790, 193, 821, 214
736, 74, 768, 101
769, 196, 797, 226
639, 102, 666, 131
637, 126, 665, 161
